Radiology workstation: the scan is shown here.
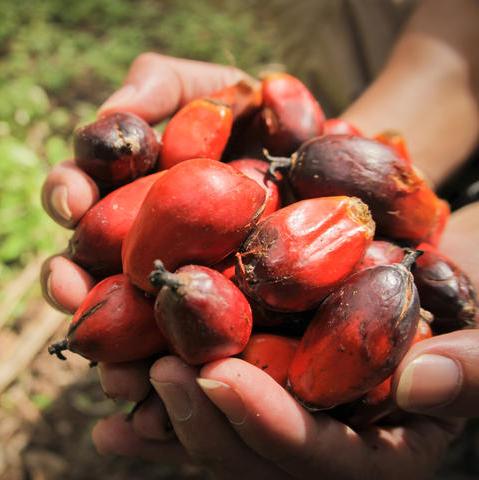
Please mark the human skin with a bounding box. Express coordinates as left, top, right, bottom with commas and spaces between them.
41, 0, 479, 478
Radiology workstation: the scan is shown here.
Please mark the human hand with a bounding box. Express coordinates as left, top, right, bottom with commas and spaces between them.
40, 52, 248, 314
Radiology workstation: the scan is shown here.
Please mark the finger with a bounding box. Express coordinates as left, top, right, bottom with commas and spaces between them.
199, 357, 370, 479
150, 356, 287, 479
40, 255, 95, 314
131, 394, 174, 441
98, 53, 247, 124
92, 413, 188, 464
42, 160, 99, 228
440, 201, 479, 290
98, 360, 151, 402
393, 330, 479, 417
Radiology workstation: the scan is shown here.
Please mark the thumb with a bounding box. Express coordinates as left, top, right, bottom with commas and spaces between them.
393, 329, 479, 417
98, 53, 246, 124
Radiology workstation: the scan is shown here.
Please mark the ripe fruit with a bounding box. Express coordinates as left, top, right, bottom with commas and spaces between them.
413, 243, 478, 333
357, 240, 404, 270
323, 118, 362, 136
288, 250, 421, 409
160, 99, 233, 169
74, 112, 159, 189
150, 261, 252, 365
122, 158, 266, 293
260, 73, 325, 155
268, 135, 448, 244
228, 158, 281, 219
236, 196, 375, 312
240, 334, 299, 387
48, 274, 166, 363
69, 172, 164, 277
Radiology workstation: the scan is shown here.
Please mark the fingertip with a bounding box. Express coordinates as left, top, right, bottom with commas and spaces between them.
41, 255, 95, 314
42, 161, 99, 228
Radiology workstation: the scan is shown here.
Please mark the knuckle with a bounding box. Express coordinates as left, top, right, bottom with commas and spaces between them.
133, 51, 164, 68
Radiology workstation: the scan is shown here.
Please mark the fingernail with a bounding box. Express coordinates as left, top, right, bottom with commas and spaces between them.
49, 185, 72, 222
396, 354, 461, 411
197, 378, 246, 425
99, 85, 136, 113
150, 380, 192, 422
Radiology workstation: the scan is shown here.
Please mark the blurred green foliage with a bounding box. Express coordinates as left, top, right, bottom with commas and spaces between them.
0, 0, 279, 283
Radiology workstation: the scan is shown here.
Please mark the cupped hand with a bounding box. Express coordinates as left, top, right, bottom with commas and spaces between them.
40, 53, 248, 314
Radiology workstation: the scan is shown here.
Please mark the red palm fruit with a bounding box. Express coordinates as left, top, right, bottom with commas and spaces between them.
74, 112, 159, 190
211, 254, 237, 282
357, 240, 404, 270
373, 131, 411, 166
150, 261, 252, 365
260, 73, 325, 155
123, 158, 266, 293
414, 243, 477, 333
236, 196, 375, 312
364, 315, 433, 405
48, 274, 166, 363
240, 334, 299, 387
228, 158, 281, 219
68, 172, 165, 278
160, 99, 233, 169
323, 118, 362, 136
288, 250, 421, 409
426, 199, 450, 248
209, 78, 263, 120
268, 135, 448, 244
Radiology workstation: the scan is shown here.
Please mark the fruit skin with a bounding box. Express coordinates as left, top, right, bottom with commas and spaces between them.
323, 118, 362, 136
278, 135, 447, 244
69, 172, 164, 278
357, 240, 404, 270
373, 131, 411, 166
240, 334, 299, 387
288, 252, 421, 409
48, 274, 166, 363
160, 99, 233, 169
228, 158, 281, 219
151, 262, 252, 365
123, 158, 266, 294
413, 243, 478, 333
236, 196, 375, 312
209, 79, 263, 120
74, 112, 159, 190
363, 315, 433, 406
260, 73, 325, 156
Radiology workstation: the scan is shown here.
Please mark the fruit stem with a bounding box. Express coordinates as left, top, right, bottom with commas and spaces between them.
401, 249, 423, 270
263, 149, 292, 177
48, 339, 69, 361
149, 260, 183, 289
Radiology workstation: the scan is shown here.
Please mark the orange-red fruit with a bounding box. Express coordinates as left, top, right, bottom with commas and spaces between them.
323, 118, 362, 136
288, 252, 420, 409
123, 158, 266, 293
151, 262, 252, 365
69, 172, 164, 278
364, 317, 432, 405
74, 112, 159, 190
228, 158, 281, 219
48, 274, 166, 363
209, 79, 263, 119
414, 243, 477, 333
373, 131, 411, 166
211, 255, 237, 282
160, 99, 233, 169
357, 240, 404, 270
240, 334, 299, 387
236, 196, 375, 312
260, 73, 325, 155
279, 135, 448, 244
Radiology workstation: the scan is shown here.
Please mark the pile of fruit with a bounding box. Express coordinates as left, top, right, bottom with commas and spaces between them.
48, 73, 478, 424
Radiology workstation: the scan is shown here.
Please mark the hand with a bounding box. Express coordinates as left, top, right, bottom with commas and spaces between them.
40, 52, 247, 314
93, 355, 462, 480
